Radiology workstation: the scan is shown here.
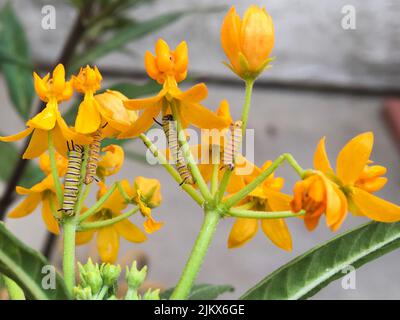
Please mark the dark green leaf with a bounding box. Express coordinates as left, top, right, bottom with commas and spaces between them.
161, 284, 234, 300
0, 141, 44, 188
0, 222, 70, 300
0, 2, 34, 119
69, 10, 188, 71
241, 221, 400, 300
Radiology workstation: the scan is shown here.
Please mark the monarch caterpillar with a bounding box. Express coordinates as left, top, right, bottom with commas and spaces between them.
61, 141, 83, 216
222, 120, 242, 170
162, 115, 194, 185
84, 128, 102, 184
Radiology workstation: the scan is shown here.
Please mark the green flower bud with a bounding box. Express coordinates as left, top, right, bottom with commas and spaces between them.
74, 286, 92, 300
143, 288, 160, 300
78, 259, 103, 294
126, 261, 147, 289
100, 263, 121, 287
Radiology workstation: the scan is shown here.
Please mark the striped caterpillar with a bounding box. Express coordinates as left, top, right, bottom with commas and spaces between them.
84, 128, 102, 184
222, 120, 243, 170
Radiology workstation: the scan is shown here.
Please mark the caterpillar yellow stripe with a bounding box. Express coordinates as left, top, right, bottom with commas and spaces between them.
222, 120, 242, 170
62, 142, 83, 216
162, 115, 194, 185
84, 128, 102, 184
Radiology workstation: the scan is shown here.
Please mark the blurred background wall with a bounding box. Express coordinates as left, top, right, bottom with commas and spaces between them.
1, 0, 400, 299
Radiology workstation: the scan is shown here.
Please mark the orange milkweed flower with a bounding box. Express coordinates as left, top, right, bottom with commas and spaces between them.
8, 152, 67, 234
221, 6, 275, 80
227, 160, 293, 251
76, 181, 148, 263
96, 144, 125, 180
0, 64, 90, 158
291, 132, 400, 231
120, 39, 230, 138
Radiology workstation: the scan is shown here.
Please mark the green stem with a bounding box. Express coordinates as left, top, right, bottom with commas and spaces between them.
48, 131, 63, 204
78, 183, 117, 222
62, 217, 76, 295
170, 210, 221, 300
95, 285, 109, 300
78, 207, 139, 231
228, 208, 305, 219
215, 168, 232, 203
241, 79, 254, 136
210, 164, 219, 196
170, 101, 213, 202
223, 153, 305, 208
3, 276, 25, 300
117, 181, 132, 203
140, 133, 204, 206
233, 200, 257, 210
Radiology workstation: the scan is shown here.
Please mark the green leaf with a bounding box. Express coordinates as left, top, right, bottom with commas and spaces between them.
0, 2, 34, 119
0, 141, 44, 188
161, 284, 234, 300
0, 222, 70, 299
241, 221, 400, 300
69, 10, 189, 71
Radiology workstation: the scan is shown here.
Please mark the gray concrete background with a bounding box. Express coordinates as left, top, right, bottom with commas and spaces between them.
1, 0, 400, 299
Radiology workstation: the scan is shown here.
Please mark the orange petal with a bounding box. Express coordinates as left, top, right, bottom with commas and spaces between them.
75, 98, 102, 134
41, 195, 60, 235
123, 93, 164, 111
328, 183, 348, 231
261, 218, 292, 251
76, 230, 95, 245
115, 219, 147, 243
336, 132, 374, 185
227, 218, 258, 248
96, 227, 119, 263
220, 6, 242, 73
180, 101, 230, 129
23, 129, 48, 159
173, 83, 208, 103
173, 41, 188, 74
118, 103, 162, 138
313, 136, 333, 174
0, 127, 33, 142
263, 189, 292, 211
8, 193, 41, 218
321, 176, 345, 231
351, 187, 400, 222
143, 217, 163, 234
27, 103, 57, 130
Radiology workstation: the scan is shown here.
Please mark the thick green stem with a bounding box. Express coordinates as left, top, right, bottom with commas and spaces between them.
140, 133, 204, 206
170, 101, 212, 202
170, 210, 220, 300
3, 276, 25, 300
210, 164, 219, 196
48, 131, 63, 204
78, 207, 139, 231
228, 208, 305, 219
62, 217, 76, 295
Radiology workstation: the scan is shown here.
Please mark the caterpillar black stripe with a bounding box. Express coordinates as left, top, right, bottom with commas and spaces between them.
84, 128, 102, 184
162, 115, 194, 185
222, 120, 242, 170
61, 142, 83, 216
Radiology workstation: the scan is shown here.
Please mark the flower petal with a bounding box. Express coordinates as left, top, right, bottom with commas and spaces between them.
0, 127, 33, 142
75, 98, 102, 134
123, 92, 164, 111
173, 83, 208, 103
180, 101, 230, 129
76, 230, 94, 245
115, 219, 147, 243
313, 136, 333, 174
118, 103, 162, 138
220, 6, 242, 73
263, 189, 292, 211
321, 175, 346, 231
351, 187, 400, 222
227, 218, 258, 248
336, 132, 374, 185
8, 193, 41, 218
27, 104, 57, 130
23, 129, 48, 159
41, 195, 60, 235
261, 218, 292, 251
96, 227, 119, 263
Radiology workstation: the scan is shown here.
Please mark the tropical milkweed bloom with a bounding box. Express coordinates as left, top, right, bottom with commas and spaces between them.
120, 39, 230, 138
76, 182, 148, 263
221, 5, 275, 80
227, 160, 293, 251
291, 132, 400, 231
96, 144, 125, 181
73, 65, 113, 135
8, 152, 67, 234
0, 64, 90, 158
